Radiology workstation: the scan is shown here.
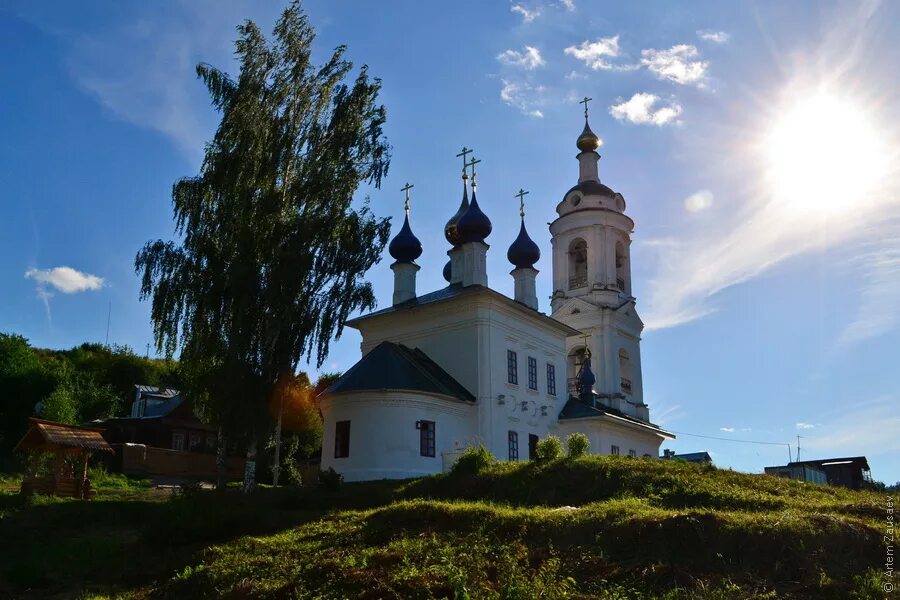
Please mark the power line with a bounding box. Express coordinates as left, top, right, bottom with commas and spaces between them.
668, 429, 790, 447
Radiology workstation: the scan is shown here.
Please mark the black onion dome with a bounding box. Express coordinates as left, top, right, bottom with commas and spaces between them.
442, 260, 452, 282
456, 189, 492, 244
578, 356, 596, 392
388, 214, 422, 263
507, 219, 540, 268
444, 182, 469, 246
576, 120, 601, 152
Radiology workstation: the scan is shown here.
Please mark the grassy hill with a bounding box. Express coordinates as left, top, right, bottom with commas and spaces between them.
0, 457, 889, 599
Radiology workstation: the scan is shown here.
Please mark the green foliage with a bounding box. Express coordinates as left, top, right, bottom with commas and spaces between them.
39, 384, 77, 424
318, 467, 343, 491
534, 435, 563, 462
134, 0, 392, 470
451, 445, 494, 475
565, 432, 590, 458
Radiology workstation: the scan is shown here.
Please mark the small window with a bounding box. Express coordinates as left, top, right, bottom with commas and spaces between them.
334, 421, 350, 458
546, 363, 556, 396
189, 432, 202, 452
610, 445, 620, 456
528, 434, 539, 460
507, 350, 518, 385
527, 357, 538, 390
419, 420, 435, 457
628, 449, 637, 458
205, 435, 217, 453
172, 431, 185, 452
508, 431, 519, 461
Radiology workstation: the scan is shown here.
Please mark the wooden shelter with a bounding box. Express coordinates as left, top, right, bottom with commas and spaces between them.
14, 418, 114, 499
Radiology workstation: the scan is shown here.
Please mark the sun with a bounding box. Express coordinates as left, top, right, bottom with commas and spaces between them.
765, 92, 889, 217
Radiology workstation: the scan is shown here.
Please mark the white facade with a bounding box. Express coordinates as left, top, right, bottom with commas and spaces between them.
317, 115, 673, 482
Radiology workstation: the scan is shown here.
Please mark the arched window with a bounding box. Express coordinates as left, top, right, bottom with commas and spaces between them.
567, 346, 586, 394
619, 349, 632, 395
615, 241, 627, 292
569, 238, 588, 289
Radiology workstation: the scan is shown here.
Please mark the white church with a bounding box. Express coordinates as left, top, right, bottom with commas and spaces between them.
318, 107, 674, 481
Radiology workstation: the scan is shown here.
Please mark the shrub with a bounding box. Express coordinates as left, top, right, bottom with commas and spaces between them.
451, 445, 494, 475
566, 432, 590, 458
318, 467, 343, 491
534, 436, 562, 463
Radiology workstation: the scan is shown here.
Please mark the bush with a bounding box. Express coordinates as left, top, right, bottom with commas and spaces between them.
566, 432, 590, 458
451, 445, 494, 475
318, 467, 343, 491
534, 436, 562, 463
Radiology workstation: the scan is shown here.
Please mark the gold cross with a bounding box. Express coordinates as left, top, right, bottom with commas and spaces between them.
515, 188, 529, 217
581, 331, 591, 358
579, 96, 592, 119
465, 156, 482, 184
401, 182, 414, 213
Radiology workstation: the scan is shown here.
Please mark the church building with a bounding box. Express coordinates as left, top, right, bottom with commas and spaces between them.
318, 105, 674, 481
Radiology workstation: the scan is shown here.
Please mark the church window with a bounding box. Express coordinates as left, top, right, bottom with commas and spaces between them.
619, 349, 632, 395
334, 421, 350, 458
508, 431, 519, 461
610, 445, 620, 456
568, 239, 588, 289
546, 363, 557, 396
615, 241, 627, 291
527, 357, 538, 390
418, 420, 435, 457
507, 350, 518, 385
528, 434, 539, 460
628, 449, 637, 457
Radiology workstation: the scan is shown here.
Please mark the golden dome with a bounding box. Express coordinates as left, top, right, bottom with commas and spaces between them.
576, 120, 601, 152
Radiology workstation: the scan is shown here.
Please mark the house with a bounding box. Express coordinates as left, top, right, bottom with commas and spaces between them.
661, 450, 713, 465
766, 456, 872, 489
99, 385, 217, 453
317, 108, 675, 482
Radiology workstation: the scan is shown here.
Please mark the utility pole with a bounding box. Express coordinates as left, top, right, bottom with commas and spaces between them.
796, 435, 803, 462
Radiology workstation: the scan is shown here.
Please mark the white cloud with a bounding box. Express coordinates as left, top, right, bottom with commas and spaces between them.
511, 4, 540, 23
719, 427, 735, 432
25, 266, 104, 293
609, 92, 682, 126
560, 0, 575, 11
795, 422, 816, 430
839, 235, 900, 345
802, 395, 900, 459
564, 36, 637, 71
697, 30, 730, 43
640, 44, 708, 86
499, 79, 545, 118
496, 46, 545, 70
684, 190, 714, 212
564, 70, 586, 80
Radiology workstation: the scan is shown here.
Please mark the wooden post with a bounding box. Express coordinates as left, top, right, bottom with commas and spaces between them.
80, 450, 89, 500
52, 450, 64, 496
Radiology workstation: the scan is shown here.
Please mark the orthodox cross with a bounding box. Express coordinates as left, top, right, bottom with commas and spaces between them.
515, 188, 529, 218
401, 182, 414, 214
456, 146, 473, 175
581, 331, 592, 358
465, 156, 482, 184
579, 96, 592, 119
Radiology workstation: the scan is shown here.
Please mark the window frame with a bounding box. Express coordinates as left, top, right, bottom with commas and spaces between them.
419, 420, 436, 458
527, 356, 538, 390
508, 431, 519, 461
628, 449, 637, 458
546, 363, 557, 396
171, 431, 185, 452
334, 420, 351, 458
610, 445, 620, 456
507, 350, 518, 385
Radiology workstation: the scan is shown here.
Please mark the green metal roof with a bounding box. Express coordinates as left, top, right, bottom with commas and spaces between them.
559, 396, 671, 436
320, 341, 475, 403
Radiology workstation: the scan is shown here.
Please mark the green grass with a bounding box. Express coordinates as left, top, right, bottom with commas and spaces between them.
0, 457, 891, 599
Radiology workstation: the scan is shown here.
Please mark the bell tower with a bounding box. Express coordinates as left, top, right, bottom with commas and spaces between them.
549, 98, 650, 422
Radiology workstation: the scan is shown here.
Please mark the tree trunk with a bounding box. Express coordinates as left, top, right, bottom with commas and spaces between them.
272, 396, 283, 487
216, 426, 227, 491
243, 437, 257, 494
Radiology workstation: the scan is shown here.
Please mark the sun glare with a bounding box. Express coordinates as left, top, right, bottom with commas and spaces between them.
765, 93, 889, 216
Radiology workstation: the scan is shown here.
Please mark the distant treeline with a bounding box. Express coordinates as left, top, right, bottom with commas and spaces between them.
0, 333, 182, 469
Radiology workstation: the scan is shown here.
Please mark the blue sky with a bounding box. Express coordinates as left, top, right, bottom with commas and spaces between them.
2, 1, 898, 482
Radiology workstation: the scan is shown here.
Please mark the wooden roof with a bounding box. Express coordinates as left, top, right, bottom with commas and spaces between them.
14, 418, 114, 454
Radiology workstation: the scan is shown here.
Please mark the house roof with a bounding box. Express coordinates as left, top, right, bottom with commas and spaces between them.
320, 341, 475, 403
15, 418, 114, 454
346, 284, 580, 336
559, 396, 673, 437
787, 457, 870, 471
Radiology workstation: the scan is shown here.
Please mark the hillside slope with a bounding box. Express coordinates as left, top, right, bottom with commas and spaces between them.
164, 457, 887, 599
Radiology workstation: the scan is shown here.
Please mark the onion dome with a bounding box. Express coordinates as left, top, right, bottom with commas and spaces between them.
576, 119, 601, 152
388, 214, 422, 263
507, 219, 540, 269
444, 178, 470, 246
442, 260, 452, 283
578, 356, 596, 397
456, 188, 492, 244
